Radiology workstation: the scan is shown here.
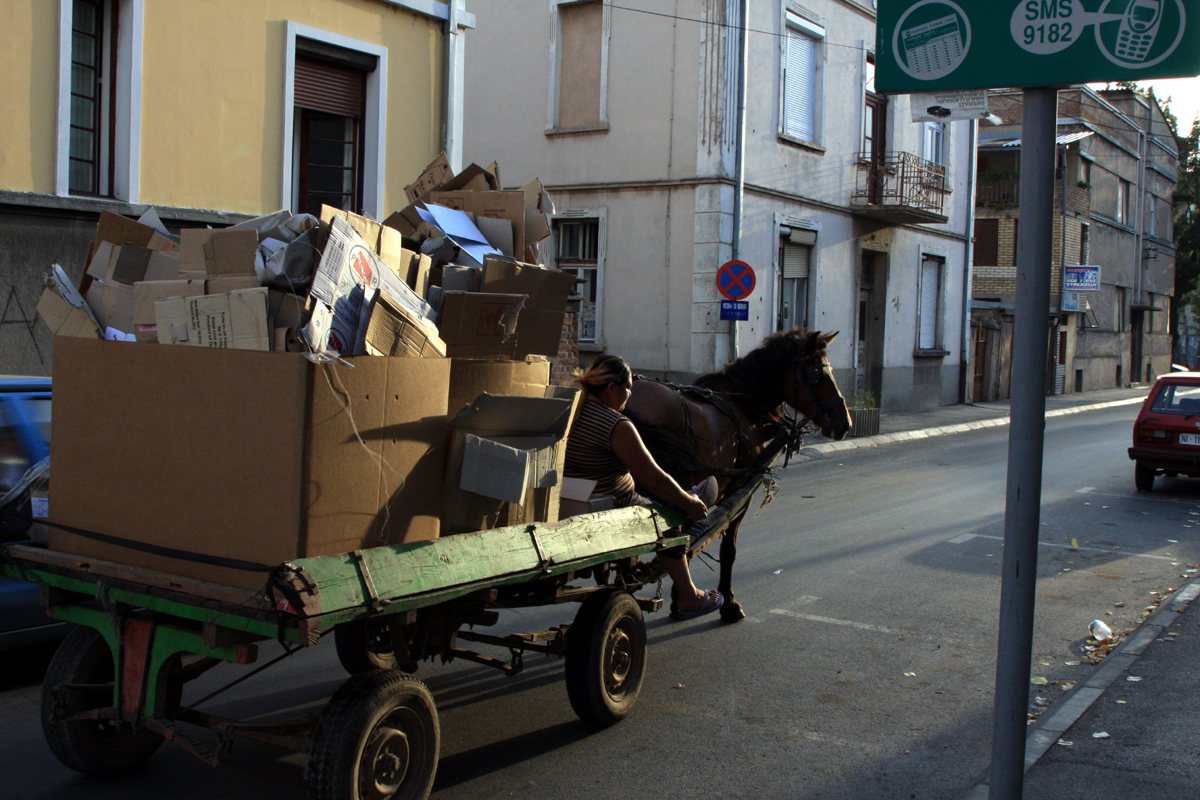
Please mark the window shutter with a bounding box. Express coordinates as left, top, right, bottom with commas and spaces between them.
973, 219, 998, 265
782, 243, 811, 279
919, 258, 940, 349
785, 31, 816, 141
295, 57, 365, 118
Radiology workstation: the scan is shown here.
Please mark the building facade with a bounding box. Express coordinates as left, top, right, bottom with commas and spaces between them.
0, 0, 472, 375
971, 87, 1179, 400
461, 0, 976, 411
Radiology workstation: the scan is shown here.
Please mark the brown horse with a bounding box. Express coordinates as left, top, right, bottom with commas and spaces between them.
623, 327, 851, 622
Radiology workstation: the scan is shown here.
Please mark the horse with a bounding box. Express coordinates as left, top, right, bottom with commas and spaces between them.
623, 327, 852, 622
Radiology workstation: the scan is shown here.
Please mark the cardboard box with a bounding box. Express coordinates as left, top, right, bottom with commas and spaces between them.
180, 228, 258, 280
448, 356, 550, 418
268, 290, 308, 332
481, 258, 575, 358
84, 280, 135, 336
48, 338, 450, 589
442, 392, 574, 534
438, 291, 525, 359
460, 434, 530, 504
132, 279, 205, 343
321, 205, 381, 252
428, 190, 528, 259
155, 287, 270, 350
404, 151, 454, 205
36, 265, 103, 339
364, 293, 447, 358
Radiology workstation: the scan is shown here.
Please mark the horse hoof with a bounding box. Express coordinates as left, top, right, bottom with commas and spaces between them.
720, 601, 746, 623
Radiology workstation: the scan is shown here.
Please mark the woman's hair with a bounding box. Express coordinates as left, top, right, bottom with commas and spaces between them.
574, 354, 632, 395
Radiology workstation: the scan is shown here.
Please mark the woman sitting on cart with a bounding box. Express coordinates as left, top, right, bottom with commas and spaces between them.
564, 355, 723, 620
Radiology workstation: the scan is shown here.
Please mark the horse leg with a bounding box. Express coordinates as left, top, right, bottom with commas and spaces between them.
717, 509, 749, 622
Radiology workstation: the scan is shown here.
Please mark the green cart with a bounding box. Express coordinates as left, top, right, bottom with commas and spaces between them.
1, 465, 770, 800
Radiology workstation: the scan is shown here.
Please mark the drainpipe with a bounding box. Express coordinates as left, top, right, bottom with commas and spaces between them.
960, 119, 978, 403
730, 0, 748, 361
442, 0, 465, 171
1134, 129, 1147, 306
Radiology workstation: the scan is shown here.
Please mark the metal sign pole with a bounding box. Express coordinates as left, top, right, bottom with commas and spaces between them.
988, 85, 1059, 800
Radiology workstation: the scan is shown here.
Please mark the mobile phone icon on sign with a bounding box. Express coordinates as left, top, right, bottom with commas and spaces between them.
1115, 0, 1162, 61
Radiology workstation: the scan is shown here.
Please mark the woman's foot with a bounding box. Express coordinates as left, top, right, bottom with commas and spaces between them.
672, 588, 723, 619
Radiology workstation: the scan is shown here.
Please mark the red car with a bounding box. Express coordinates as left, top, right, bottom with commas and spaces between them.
1129, 372, 1200, 491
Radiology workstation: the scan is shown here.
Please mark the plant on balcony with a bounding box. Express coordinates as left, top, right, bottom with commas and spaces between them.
1077, 180, 1092, 189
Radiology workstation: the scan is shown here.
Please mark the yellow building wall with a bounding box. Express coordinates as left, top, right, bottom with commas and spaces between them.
1, 2, 60, 193
141, 0, 445, 215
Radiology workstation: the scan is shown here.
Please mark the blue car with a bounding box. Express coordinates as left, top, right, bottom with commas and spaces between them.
0, 376, 67, 650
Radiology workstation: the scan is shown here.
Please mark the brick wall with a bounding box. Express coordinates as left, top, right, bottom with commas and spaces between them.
550, 309, 580, 386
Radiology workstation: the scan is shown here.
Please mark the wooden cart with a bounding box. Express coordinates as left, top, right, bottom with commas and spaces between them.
1, 465, 771, 800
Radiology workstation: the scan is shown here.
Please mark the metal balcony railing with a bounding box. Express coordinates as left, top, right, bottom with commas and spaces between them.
976, 178, 1020, 206
852, 152, 947, 220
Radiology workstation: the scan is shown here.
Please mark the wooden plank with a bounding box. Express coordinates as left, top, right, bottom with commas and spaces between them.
4, 544, 272, 609
294, 506, 686, 615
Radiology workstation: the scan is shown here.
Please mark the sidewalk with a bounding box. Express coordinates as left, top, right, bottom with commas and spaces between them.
796, 386, 1200, 798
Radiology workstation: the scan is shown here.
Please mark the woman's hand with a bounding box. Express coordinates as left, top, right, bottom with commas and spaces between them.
683, 493, 708, 523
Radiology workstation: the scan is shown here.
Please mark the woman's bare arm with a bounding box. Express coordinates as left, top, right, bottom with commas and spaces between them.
610, 419, 707, 521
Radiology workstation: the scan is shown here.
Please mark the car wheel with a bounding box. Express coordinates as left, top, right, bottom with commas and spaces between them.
1135, 462, 1155, 492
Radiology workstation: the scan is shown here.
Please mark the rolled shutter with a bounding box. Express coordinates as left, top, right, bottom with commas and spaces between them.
785, 30, 816, 141
919, 258, 940, 349
782, 243, 811, 279
295, 57, 364, 118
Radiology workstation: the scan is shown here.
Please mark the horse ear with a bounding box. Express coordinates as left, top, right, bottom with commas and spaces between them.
820, 331, 839, 346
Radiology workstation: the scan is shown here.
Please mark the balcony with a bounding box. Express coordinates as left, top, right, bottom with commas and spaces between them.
976, 175, 1020, 208
852, 152, 948, 225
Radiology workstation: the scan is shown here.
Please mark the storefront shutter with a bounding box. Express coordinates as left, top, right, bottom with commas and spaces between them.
295, 57, 364, 118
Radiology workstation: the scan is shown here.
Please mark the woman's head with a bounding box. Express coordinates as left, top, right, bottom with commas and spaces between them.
575, 355, 633, 410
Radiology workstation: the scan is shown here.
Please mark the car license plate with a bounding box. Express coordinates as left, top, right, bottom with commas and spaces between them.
1180, 433, 1200, 446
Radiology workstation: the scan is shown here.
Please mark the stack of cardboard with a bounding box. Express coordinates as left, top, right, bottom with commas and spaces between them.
36, 156, 585, 590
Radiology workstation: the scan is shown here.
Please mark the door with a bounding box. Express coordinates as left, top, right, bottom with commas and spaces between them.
972, 324, 986, 401
863, 93, 887, 204
856, 251, 886, 403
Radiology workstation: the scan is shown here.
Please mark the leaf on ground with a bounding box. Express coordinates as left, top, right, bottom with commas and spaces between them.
1114, 602, 1126, 607
1092, 731, 1111, 739
1031, 676, 1049, 685
903, 672, 916, 677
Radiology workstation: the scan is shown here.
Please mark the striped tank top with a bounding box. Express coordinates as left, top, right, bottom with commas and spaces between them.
563, 398, 637, 504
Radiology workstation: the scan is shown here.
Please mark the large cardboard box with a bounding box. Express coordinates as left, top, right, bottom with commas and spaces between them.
438, 292, 525, 358
481, 259, 575, 358
447, 357, 550, 417
49, 338, 450, 589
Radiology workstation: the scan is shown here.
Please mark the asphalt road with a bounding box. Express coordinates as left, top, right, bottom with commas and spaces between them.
2, 404, 1197, 800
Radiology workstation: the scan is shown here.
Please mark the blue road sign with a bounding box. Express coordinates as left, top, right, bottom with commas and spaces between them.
720, 300, 750, 321
717, 260, 756, 300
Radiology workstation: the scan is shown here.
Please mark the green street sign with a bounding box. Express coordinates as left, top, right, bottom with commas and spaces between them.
877, 0, 1200, 93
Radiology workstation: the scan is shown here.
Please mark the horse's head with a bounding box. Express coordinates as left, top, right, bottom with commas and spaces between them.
783, 329, 852, 441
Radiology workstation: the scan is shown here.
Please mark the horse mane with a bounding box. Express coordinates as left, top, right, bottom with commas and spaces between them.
693, 326, 821, 421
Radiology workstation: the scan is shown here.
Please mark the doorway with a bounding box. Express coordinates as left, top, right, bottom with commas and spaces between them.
856, 251, 887, 404
1130, 309, 1144, 383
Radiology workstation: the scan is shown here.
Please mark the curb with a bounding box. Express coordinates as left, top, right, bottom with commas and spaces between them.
796, 397, 1144, 461
953, 579, 1200, 800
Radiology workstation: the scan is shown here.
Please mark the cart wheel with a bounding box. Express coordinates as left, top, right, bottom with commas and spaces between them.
305, 670, 439, 800
335, 618, 417, 675
40, 626, 164, 776
565, 590, 646, 727
1135, 461, 1155, 492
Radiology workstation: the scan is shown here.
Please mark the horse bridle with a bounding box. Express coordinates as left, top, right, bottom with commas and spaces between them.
789, 353, 847, 436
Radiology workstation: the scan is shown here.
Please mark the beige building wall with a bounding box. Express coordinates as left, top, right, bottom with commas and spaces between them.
1, 2, 61, 194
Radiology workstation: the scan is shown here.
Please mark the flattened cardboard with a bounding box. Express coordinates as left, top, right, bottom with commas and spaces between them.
180, 228, 259, 279
37, 265, 103, 339
438, 292, 525, 359
205, 276, 262, 295
481, 258, 575, 358
364, 293, 447, 358
84, 281, 135, 336
321, 205, 381, 251
427, 190, 527, 258
132, 280, 205, 343
48, 338, 449, 589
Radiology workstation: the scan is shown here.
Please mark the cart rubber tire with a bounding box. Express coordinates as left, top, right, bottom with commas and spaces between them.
1135, 461, 1155, 492
40, 626, 164, 776
334, 618, 416, 675
305, 670, 439, 800
565, 590, 646, 727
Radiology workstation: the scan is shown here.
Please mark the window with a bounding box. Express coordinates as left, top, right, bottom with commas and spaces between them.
973, 219, 998, 266
917, 255, 944, 351
782, 10, 824, 145
553, 215, 604, 344
779, 228, 815, 330
548, 0, 609, 132
1117, 178, 1131, 225
284, 24, 386, 218
58, 0, 139, 199
923, 121, 945, 166
1080, 222, 1090, 264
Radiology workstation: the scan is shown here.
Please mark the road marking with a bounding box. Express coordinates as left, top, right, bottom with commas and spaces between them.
945, 533, 1173, 561
769, 609, 900, 635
